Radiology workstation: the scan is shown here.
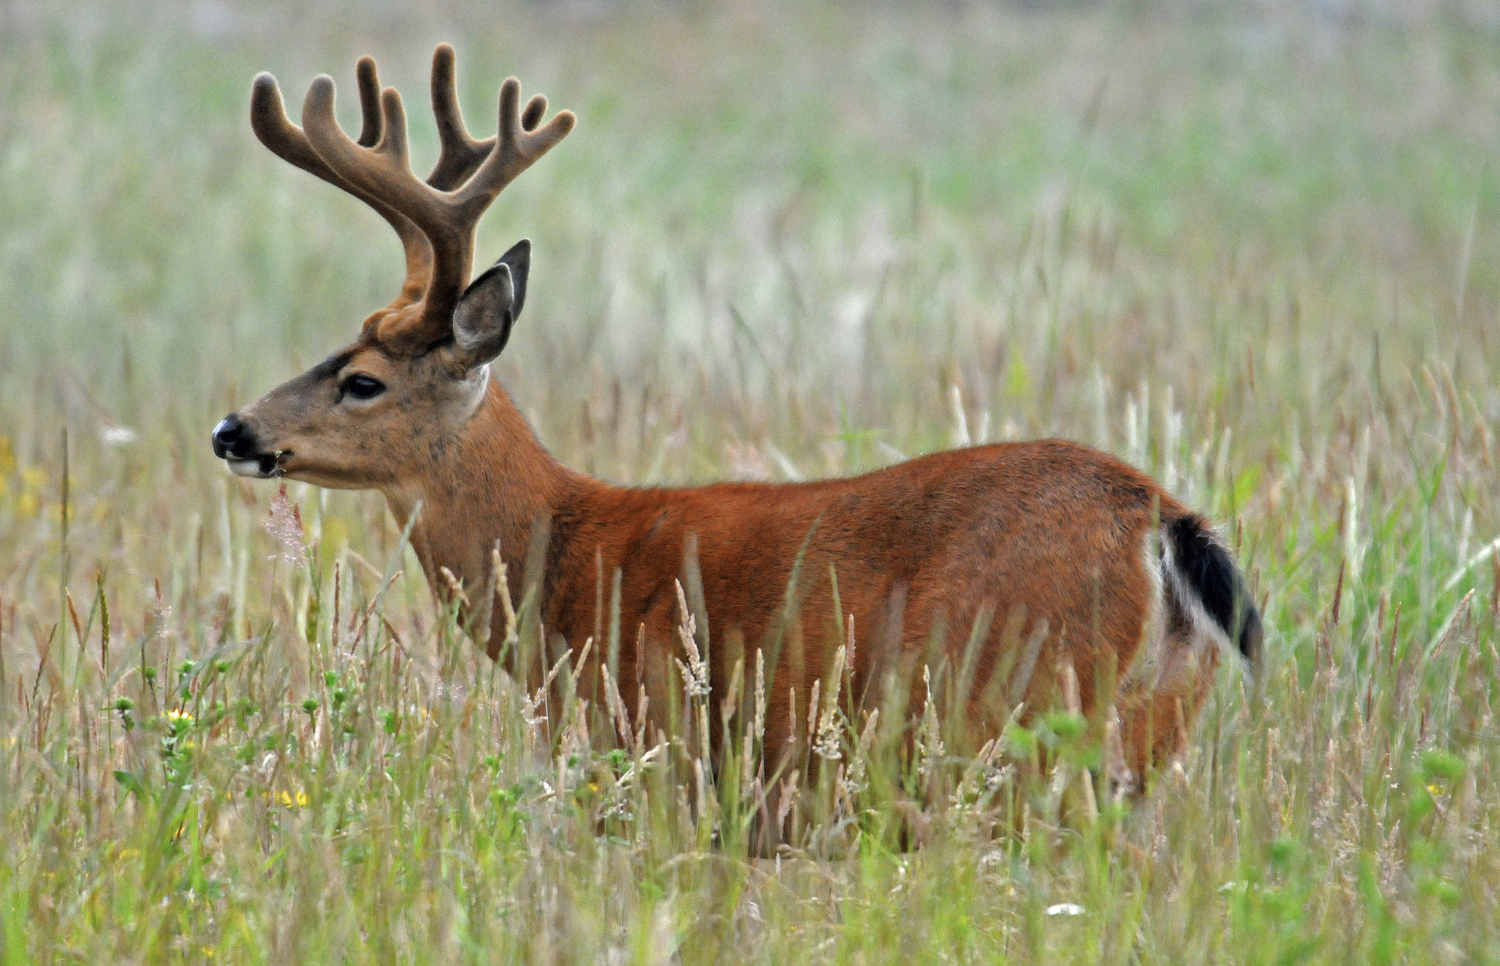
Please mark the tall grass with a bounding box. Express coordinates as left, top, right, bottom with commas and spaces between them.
1, 0, 1499, 960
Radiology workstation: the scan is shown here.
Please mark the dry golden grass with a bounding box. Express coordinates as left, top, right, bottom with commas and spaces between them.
1, 0, 1499, 960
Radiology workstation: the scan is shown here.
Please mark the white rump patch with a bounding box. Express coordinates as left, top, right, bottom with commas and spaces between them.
1158, 527, 1235, 658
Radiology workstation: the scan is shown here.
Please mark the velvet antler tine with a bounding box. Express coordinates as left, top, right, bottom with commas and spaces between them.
254, 70, 387, 192
428, 43, 494, 191
302, 77, 439, 238
451, 79, 575, 215
521, 94, 546, 133
526, 109, 577, 159
300, 76, 349, 168
376, 87, 412, 170
250, 73, 330, 180
429, 43, 466, 144
355, 57, 383, 148
498, 77, 522, 154
301, 75, 376, 177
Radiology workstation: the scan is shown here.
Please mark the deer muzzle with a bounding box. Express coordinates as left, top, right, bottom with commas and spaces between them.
212, 414, 283, 479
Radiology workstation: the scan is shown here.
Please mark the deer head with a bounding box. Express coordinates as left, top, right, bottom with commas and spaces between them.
212, 46, 574, 490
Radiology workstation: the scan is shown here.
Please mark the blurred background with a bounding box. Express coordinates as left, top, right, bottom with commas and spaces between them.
6, 1, 1500, 958
2, 0, 1499, 662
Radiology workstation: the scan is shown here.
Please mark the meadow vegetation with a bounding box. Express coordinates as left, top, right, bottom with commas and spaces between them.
1, 0, 1500, 960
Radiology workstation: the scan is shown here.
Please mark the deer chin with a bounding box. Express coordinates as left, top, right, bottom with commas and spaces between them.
226, 453, 284, 479
271, 457, 383, 490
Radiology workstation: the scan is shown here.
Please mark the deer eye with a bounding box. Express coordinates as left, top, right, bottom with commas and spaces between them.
341, 374, 386, 400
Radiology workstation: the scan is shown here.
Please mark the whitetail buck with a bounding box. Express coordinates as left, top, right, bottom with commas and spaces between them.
214, 46, 1261, 797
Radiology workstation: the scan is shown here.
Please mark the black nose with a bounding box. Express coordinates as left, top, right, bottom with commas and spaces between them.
212, 414, 258, 459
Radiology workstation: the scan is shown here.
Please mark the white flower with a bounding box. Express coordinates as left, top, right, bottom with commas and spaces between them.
1046, 903, 1085, 917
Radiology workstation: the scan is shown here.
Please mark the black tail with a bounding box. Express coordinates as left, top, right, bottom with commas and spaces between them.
1163, 515, 1263, 667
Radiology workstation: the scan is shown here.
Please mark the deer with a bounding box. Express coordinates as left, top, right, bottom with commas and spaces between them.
212, 45, 1262, 818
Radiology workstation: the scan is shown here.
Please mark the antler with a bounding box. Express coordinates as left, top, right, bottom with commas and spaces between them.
250, 45, 574, 348
426, 44, 553, 191
252, 56, 435, 308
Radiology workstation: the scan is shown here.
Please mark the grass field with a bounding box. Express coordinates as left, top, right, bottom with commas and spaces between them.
3, 0, 1500, 960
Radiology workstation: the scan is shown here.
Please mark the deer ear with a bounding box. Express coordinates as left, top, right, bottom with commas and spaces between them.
452, 239, 530, 367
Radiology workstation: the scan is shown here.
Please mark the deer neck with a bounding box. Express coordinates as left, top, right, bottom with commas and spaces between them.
381, 376, 578, 615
